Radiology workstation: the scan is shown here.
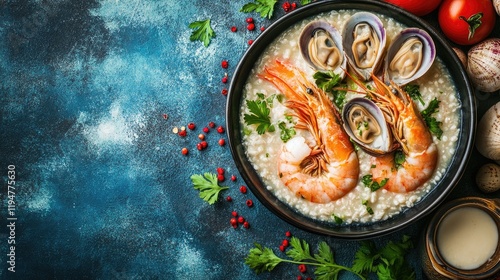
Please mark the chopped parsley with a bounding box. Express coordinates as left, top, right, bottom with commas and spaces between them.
188, 19, 215, 47
394, 150, 406, 169
362, 174, 389, 192
312, 71, 347, 108
333, 214, 343, 224
190, 173, 229, 205
362, 200, 374, 215
244, 95, 275, 135
278, 121, 296, 143
421, 97, 443, 140
240, 0, 278, 19
404, 84, 424, 105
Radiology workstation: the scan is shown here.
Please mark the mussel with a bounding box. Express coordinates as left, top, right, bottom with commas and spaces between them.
342, 12, 386, 81
384, 28, 436, 85
299, 21, 346, 79
342, 98, 394, 155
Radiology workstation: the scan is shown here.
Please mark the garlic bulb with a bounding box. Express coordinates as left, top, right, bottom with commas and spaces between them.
476, 102, 500, 160
476, 163, 500, 193
452, 47, 467, 68
467, 38, 500, 92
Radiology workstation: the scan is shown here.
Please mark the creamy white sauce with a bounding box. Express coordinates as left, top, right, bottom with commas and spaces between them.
437, 207, 499, 270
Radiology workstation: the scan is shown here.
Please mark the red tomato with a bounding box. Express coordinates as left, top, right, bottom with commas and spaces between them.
383, 0, 442, 16
438, 0, 496, 45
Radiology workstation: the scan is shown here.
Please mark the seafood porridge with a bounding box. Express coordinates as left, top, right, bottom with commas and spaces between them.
240, 10, 460, 224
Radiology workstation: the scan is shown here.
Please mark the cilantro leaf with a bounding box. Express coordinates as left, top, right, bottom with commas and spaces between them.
244, 99, 275, 134
287, 236, 314, 261
190, 173, 228, 204
403, 84, 424, 105
420, 97, 443, 140
240, 0, 278, 19
352, 241, 379, 274
188, 19, 215, 47
245, 243, 283, 273
362, 174, 388, 192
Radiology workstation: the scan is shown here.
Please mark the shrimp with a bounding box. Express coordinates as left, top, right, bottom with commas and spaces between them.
259, 60, 359, 203
353, 73, 438, 193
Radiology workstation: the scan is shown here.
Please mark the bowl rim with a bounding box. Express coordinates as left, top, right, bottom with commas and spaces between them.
226, 0, 476, 239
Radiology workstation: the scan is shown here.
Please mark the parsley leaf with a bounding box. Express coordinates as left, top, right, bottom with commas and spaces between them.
420, 97, 443, 140
240, 0, 278, 19
313, 71, 347, 108
188, 19, 215, 47
403, 84, 424, 105
190, 173, 228, 205
245, 243, 283, 273
244, 97, 275, 134
394, 150, 406, 169
362, 174, 388, 192
278, 121, 296, 142
300, 0, 313, 4
362, 200, 374, 215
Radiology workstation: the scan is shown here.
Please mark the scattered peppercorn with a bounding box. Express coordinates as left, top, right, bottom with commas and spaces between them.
247, 23, 255, 31
217, 126, 225, 134
230, 175, 237, 181
178, 130, 187, 137
198, 134, 205, 140
221, 60, 228, 69
231, 26, 237, 32
217, 167, 225, 175
163, 113, 168, 120
218, 138, 226, 146
246, 199, 253, 207
208, 122, 216, 128
246, 17, 254, 23
282, 1, 291, 12
298, 264, 307, 273
248, 39, 254, 45
221, 88, 228, 96
226, 196, 233, 202
230, 218, 238, 228
222, 76, 228, 83
243, 221, 250, 229
187, 122, 196, 130
238, 216, 245, 224
201, 141, 208, 149
240, 185, 247, 194
203, 127, 209, 133
282, 239, 289, 247
285, 231, 292, 237
181, 147, 189, 155
231, 210, 238, 217
279, 245, 286, 252
291, 2, 297, 10
260, 26, 265, 32
217, 174, 225, 182
297, 276, 303, 280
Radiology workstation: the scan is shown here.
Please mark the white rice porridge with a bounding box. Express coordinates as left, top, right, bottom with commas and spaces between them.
240, 10, 460, 224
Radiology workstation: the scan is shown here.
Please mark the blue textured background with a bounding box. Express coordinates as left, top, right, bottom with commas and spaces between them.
1, 0, 499, 279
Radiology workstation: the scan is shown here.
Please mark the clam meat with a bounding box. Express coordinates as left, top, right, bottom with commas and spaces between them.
385, 28, 435, 85
299, 21, 346, 79
342, 97, 394, 155
342, 12, 386, 81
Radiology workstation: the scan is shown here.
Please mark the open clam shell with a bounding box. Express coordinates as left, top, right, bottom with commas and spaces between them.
384, 28, 436, 86
342, 97, 394, 156
299, 20, 346, 79
342, 12, 387, 81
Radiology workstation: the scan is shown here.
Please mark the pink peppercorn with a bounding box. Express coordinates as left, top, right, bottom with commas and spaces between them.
230, 175, 237, 181
246, 199, 253, 207
243, 221, 250, 228
247, 23, 255, 31
208, 122, 216, 128
203, 127, 209, 133
221, 88, 228, 96
231, 26, 237, 32
217, 126, 225, 134
221, 60, 228, 69
226, 196, 233, 202
218, 138, 226, 146
248, 39, 254, 45
246, 17, 254, 23
240, 185, 247, 194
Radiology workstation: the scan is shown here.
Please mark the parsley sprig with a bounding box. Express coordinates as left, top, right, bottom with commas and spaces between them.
420, 97, 443, 140
244, 94, 278, 135
190, 173, 228, 205
362, 174, 388, 192
245, 235, 416, 280
188, 19, 215, 47
404, 84, 424, 106
313, 71, 347, 108
240, 0, 278, 19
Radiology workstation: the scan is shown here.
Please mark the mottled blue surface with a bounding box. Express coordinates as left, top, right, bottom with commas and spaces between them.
1, 1, 499, 279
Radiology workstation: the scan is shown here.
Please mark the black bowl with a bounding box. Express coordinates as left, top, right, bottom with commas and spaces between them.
226, 0, 475, 239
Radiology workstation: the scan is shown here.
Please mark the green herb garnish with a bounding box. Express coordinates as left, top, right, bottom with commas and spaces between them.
394, 150, 406, 169
362, 174, 388, 192
421, 97, 443, 140
300, 0, 313, 4
245, 235, 416, 280
190, 173, 229, 205
240, 0, 278, 19
362, 200, 374, 215
404, 84, 424, 105
333, 214, 343, 224
312, 71, 346, 108
278, 121, 296, 143
244, 97, 275, 135
188, 19, 215, 47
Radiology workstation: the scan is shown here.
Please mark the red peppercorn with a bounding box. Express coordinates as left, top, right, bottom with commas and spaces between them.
162, 113, 168, 119
240, 185, 247, 194
231, 26, 237, 32
279, 245, 286, 252
260, 26, 265, 32
238, 216, 245, 224
298, 264, 307, 273
291, 2, 297, 10
246, 199, 254, 207
217, 167, 225, 175
208, 122, 216, 128
282, 239, 289, 247
282, 1, 291, 12
181, 147, 189, 155
221, 60, 228, 69
247, 23, 255, 31
217, 126, 225, 134
222, 76, 228, 83
243, 221, 250, 229
178, 130, 187, 137
230, 218, 238, 228
297, 276, 303, 280
246, 17, 254, 23
217, 174, 225, 182
221, 88, 228, 96
231, 175, 237, 181
285, 231, 292, 237
198, 134, 205, 140
248, 39, 254, 45
187, 122, 196, 130
196, 143, 203, 151
231, 210, 238, 217
203, 127, 209, 133
218, 138, 226, 146
226, 196, 233, 202
201, 141, 208, 149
